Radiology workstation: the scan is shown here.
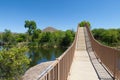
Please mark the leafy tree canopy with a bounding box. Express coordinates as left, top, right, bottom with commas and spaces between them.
79, 21, 91, 28
24, 20, 37, 35
2, 29, 14, 45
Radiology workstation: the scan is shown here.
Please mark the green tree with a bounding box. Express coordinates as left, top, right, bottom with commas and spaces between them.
0, 47, 30, 80
39, 32, 51, 47
102, 29, 119, 46
79, 21, 91, 27
24, 20, 37, 35
2, 29, 13, 45
32, 29, 41, 42
92, 28, 119, 46
52, 31, 65, 47
60, 30, 74, 47
117, 29, 120, 40
92, 28, 105, 40
16, 33, 27, 42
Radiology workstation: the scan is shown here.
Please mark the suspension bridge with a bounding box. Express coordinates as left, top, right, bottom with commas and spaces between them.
23, 26, 120, 80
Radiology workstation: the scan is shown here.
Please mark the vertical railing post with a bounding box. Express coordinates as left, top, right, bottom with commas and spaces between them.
113, 49, 116, 80
114, 49, 119, 80
56, 58, 60, 80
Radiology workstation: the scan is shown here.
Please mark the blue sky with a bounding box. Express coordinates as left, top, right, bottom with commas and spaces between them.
0, 0, 120, 33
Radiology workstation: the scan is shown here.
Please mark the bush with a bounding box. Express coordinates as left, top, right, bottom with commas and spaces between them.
0, 46, 30, 80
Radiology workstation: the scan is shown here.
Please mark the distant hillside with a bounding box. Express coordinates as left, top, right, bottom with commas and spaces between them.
42, 27, 57, 32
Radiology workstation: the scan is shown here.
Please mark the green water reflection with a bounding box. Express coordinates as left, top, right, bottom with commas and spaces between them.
27, 47, 66, 67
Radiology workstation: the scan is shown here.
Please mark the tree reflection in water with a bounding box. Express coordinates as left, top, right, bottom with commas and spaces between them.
26, 47, 66, 67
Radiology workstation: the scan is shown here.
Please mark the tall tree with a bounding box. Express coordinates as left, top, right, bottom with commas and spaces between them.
24, 20, 37, 35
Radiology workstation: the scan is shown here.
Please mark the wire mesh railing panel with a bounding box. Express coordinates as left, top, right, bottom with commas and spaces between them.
85, 25, 120, 80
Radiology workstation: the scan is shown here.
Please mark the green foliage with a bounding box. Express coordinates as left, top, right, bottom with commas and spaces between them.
92, 28, 105, 40
0, 34, 2, 40
92, 28, 120, 46
39, 32, 52, 47
23, 20, 75, 48
16, 33, 27, 42
24, 20, 37, 35
79, 21, 91, 27
0, 46, 30, 80
24, 20, 42, 43
60, 30, 75, 47
32, 29, 41, 42
52, 31, 65, 47
38, 30, 75, 48
2, 29, 15, 45
39, 32, 51, 43
1, 30, 28, 46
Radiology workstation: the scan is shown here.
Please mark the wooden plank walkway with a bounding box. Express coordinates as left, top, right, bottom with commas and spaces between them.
67, 27, 99, 80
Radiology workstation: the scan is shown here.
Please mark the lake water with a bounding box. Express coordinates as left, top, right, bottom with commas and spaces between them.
27, 47, 66, 67
0, 46, 66, 67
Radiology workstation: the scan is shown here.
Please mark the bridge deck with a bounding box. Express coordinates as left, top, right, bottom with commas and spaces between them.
68, 51, 99, 80
68, 27, 99, 80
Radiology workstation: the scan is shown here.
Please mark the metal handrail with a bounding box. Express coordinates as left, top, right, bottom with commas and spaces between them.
29, 25, 120, 80
37, 26, 79, 80
85, 25, 120, 79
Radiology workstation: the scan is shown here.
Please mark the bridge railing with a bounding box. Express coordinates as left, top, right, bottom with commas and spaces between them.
85, 25, 120, 79
37, 27, 78, 80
